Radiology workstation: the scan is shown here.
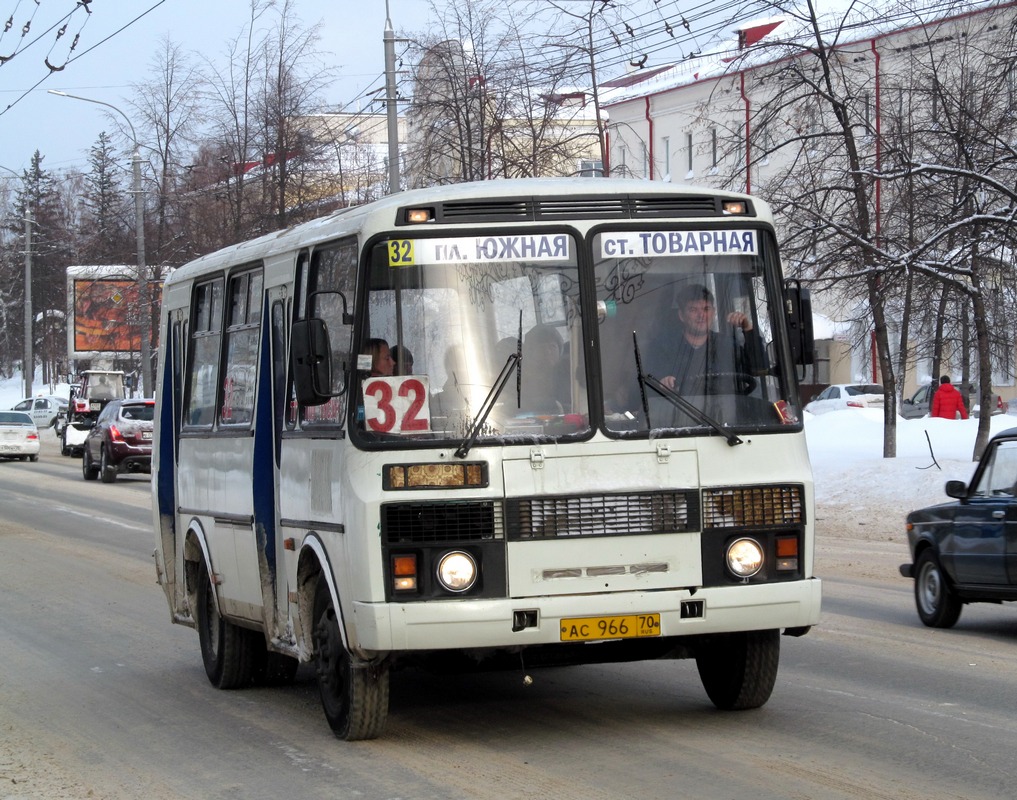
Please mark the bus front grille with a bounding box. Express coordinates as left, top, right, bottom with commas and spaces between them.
381, 501, 504, 544
505, 491, 697, 540
701, 485, 805, 529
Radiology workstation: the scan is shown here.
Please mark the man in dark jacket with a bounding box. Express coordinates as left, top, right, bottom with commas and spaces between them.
655, 283, 762, 395
931, 375, 968, 419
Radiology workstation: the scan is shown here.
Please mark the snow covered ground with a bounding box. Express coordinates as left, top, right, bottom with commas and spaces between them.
2, 372, 1012, 538
805, 407, 1016, 546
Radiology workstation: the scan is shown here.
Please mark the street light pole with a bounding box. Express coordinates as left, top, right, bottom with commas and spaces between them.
22, 207, 32, 399
48, 90, 152, 397
383, 0, 401, 194
0, 164, 32, 398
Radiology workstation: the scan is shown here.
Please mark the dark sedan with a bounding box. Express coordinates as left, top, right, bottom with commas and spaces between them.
900, 427, 1017, 627
82, 398, 155, 483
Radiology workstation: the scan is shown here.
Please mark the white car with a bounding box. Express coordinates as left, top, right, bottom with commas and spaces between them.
805, 383, 886, 415
0, 411, 41, 461
10, 395, 68, 428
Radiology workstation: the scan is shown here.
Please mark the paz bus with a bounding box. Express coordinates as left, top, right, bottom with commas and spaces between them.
152, 177, 821, 740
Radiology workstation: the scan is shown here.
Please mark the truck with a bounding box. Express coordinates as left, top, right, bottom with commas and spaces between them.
59, 370, 127, 456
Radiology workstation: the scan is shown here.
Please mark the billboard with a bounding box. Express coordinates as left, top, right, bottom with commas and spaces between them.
66, 266, 160, 359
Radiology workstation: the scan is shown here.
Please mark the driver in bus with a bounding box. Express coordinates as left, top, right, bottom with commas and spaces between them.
655, 283, 762, 395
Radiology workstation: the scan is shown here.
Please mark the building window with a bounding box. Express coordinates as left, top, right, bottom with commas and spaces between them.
710, 128, 719, 170
578, 159, 603, 177
685, 132, 693, 175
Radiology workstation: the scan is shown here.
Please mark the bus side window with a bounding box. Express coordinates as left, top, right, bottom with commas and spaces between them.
220, 267, 262, 427
185, 278, 223, 428
300, 237, 357, 427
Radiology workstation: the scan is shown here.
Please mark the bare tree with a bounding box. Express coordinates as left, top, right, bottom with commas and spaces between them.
201, 0, 275, 241
405, 0, 506, 185
251, 0, 336, 229
730, 0, 1017, 458
405, 0, 605, 185
129, 36, 205, 267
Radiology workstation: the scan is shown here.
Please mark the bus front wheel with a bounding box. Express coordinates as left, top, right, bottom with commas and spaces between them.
195, 558, 255, 689
313, 574, 389, 740
695, 629, 779, 710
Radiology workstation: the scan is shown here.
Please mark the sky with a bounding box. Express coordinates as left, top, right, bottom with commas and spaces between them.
0, 0, 847, 177
0, 0, 436, 174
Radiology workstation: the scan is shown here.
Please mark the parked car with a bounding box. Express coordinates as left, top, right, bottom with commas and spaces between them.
804, 383, 885, 415
0, 411, 40, 462
900, 426, 1017, 627
900, 382, 1007, 419
10, 395, 68, 428
82, 398, 155, 483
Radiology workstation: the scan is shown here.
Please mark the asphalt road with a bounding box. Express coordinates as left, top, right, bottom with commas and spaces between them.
1, 435, 1015, 799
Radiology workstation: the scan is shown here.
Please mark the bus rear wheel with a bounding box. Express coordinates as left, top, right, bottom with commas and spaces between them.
313, 575, 389, 740
695, 629, 779, 710
195, 558, 255, 689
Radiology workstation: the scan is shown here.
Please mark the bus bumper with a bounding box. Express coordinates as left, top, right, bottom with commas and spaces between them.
350, 578, 822, 652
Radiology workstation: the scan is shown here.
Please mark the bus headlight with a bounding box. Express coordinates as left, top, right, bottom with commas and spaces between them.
436, 550, 478, 593
726, 538, 764, 578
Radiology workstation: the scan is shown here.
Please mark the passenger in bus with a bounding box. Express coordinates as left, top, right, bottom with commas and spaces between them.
364, 338, 395, 377
519, 324, 567, 414
391, 345, 414, 375
650, 283, 762, 396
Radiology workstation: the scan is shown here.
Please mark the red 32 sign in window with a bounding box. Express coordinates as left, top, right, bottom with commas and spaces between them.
362, 376, 431, 434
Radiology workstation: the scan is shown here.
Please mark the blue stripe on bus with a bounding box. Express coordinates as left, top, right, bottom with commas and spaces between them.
155, 331, 177, 532
252, 302, 278, 582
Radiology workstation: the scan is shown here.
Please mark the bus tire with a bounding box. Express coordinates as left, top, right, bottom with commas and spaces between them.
313, 574, 389, 740
695, 629, 779, 710
195, 558, 255, 689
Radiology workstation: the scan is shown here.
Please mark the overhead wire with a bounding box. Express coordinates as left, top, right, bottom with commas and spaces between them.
0, 0, 168, 119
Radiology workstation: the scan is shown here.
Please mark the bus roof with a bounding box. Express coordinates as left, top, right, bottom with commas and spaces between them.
165, 177, 767, 285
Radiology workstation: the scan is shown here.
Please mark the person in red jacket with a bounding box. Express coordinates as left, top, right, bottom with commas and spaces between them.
931, 375, 968, 419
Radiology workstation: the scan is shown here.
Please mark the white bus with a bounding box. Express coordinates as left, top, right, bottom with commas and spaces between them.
152, 178, 821, 740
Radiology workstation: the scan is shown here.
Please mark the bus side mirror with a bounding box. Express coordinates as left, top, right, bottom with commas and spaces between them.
785, 281, 815, 366
292, 318, 333, 406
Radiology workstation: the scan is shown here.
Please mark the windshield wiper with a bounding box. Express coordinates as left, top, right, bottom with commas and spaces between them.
632, 332, 742, 447
641, 374, 743, 446
454, 353, 521, 459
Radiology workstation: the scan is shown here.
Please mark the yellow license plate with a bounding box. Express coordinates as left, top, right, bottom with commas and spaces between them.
560, 613, 661, 642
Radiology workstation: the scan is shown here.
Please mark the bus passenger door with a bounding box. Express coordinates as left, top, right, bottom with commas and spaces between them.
259, 283, 291, 631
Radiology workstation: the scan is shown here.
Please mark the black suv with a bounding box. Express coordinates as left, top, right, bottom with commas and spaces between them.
82, 399, 155, 483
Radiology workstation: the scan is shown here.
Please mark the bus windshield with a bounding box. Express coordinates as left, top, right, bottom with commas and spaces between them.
353, 226, 796, 447
594, 228, 792, 434
358, 232, 589, 445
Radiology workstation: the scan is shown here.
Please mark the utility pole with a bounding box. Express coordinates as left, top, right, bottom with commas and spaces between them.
22, 208, 32, 399
384, 0, 401, 194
